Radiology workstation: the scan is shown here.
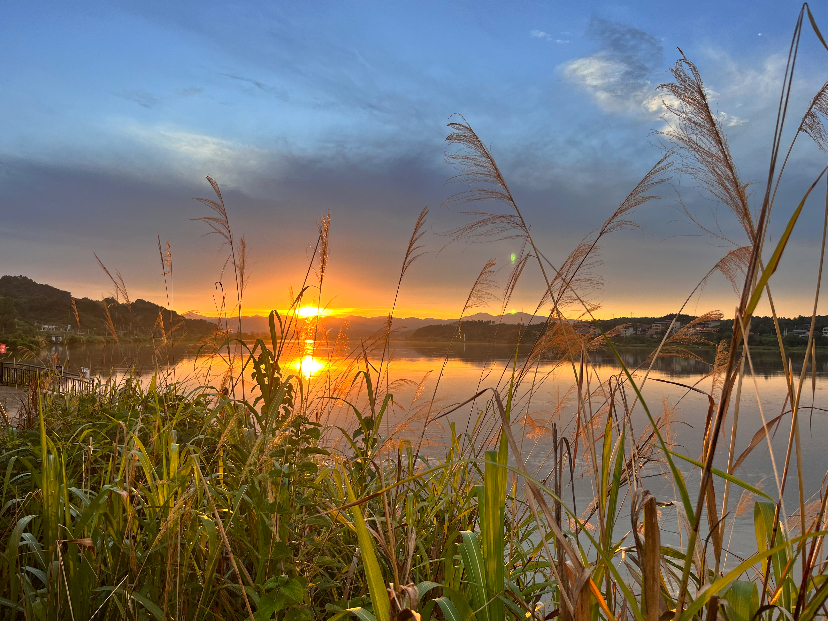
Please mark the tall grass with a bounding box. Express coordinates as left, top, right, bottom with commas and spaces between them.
4, 5, 828, 620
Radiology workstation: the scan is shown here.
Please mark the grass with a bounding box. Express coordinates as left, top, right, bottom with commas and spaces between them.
4, 4, 828, 620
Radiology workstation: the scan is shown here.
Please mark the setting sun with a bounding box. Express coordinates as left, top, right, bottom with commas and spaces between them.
296, 306, 329, 318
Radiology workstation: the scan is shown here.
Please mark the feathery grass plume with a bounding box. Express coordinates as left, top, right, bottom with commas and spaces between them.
709, 245, 753, 295
710, 340, 731, 402
541, 239, 604, 311
599, 152, 674, 235
799, 79, 828, 151
443, 117, 524, 242
70, 298, 80, 328
318, 210, 331, 285
157, 236, 173, 312
502, 242, 529, 313
658, 52, 755, 242
237, 234, 249, 299
193, 176, 244, 323
401, 207, 429, 279
645, 310, 723, 363
153, 309, 167, 346
384, 206, 429, 341
548, 153, 674, 309
94, 253, 131, 306
460, 258, 499, 317
100, 298, 119, 343
444, 116, 672, 354
194, 176, 247, 397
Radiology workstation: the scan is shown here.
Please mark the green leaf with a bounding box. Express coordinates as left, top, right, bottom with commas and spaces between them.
435, 587, 477, 621
482, 448, 506, 621
667, 450, 773, 501
458, 531, 487, 616
129, 590, 165, 621
746, 168, 827, 319
433, 598, 466, 621
329, 607, 378, 621
676, 529, 828, 621
722, 581, 758, 621
344, 474, 390, 621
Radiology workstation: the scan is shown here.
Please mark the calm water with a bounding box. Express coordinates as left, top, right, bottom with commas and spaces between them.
36, 339, 828, 563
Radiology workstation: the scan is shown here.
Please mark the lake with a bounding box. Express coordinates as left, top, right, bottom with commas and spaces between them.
29, 338, 828, 565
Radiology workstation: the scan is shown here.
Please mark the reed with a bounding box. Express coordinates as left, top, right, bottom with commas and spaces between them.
3, 5, 828, 621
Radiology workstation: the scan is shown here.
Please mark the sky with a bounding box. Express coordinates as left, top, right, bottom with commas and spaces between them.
2, 0, 828, 319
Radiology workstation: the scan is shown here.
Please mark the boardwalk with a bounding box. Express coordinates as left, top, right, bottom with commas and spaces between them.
0, 361, 94, 393
0, 385, 25, 423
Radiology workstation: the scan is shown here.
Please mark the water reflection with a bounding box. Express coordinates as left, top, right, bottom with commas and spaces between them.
26, 340, 819, 383
14, 337, 826, 562
288, 339, 326, 379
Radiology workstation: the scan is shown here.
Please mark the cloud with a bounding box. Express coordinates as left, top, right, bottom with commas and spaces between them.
530, 30, 569, 44
121, 123, 273, 185
219, 72, 290, 100
717, 111, 747, 127
178, 87, 204, 97
561, 17, 663, 115
119, 90, 160, 109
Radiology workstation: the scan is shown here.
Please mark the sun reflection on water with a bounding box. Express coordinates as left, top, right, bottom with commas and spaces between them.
292, 338, 327, 378
296, 355, 325, 378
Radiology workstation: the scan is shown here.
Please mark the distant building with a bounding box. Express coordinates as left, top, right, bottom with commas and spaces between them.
572, 321, 597, 336
615, 326, 634, 337
647, 321, 681, 338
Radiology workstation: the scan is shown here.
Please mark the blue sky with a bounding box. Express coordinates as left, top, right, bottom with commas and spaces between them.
2, 1, 827, 318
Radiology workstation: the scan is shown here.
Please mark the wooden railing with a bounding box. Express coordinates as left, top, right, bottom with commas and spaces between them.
0, 362, 94, 393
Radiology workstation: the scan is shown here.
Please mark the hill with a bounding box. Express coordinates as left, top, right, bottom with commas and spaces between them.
0, 275, 217, 344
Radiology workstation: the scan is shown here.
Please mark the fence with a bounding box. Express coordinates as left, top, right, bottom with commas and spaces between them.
0, 361, 94, 393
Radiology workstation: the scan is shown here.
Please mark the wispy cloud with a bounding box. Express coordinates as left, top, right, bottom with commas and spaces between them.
122, 123, 272, 184
530, 30, 569, 44
119, 90, 160, 109
178, 87, 205, 97
219, 72, 290, 99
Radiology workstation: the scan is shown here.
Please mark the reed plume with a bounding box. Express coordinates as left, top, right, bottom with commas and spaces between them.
800, 79, 828, 151
70, 298, 80, 328
460, 258, 498, 317
94, 253, 131, 306
658, 52, 755, 242
100, 298, 119, 343
318, 211, 331, 284
194, 176, 247, 398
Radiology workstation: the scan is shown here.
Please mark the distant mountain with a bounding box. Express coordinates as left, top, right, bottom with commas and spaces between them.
0, 275, 216, 338
184, 310, 545, 339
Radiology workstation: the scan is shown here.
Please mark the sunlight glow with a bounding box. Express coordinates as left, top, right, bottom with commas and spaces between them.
296, 355, 325, 378
296, 306, 329, 318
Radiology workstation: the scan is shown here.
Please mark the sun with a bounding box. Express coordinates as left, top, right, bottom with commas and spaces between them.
296, 306, 329, 318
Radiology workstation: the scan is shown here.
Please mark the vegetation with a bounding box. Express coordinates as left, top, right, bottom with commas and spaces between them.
3, 5, 828, 621
0, 276, 216, 355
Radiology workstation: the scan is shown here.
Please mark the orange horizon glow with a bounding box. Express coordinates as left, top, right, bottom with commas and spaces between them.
295, 306, 330, 318
186, 304, 739, 322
